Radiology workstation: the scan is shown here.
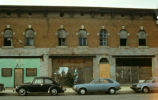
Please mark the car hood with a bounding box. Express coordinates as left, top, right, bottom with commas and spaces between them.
74, 83, 90, 87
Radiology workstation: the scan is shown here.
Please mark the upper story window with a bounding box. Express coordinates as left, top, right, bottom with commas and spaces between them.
25, 25, 35, 46
137, 26, 147, 46
99, 26, 108, 46
57, 25, 67, 46
78, 25, 87, 46
3, 25, 13, 46
119, 26, 129, 46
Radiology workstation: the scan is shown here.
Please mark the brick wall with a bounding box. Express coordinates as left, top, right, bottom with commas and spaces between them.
0, 12, 158, 48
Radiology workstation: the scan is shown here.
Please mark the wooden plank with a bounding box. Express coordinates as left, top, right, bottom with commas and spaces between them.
100, 64, 110, 78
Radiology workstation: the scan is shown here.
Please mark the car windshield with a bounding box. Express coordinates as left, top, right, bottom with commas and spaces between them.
143, 80, 152, 83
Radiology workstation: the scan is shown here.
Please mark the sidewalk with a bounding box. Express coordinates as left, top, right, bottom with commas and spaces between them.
0, 85, 134, 96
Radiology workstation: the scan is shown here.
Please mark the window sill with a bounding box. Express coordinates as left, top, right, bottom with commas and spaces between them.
138, 46, 148, 48
24, 46, 35, 49
56, 46, 68, 48
2, 46, 14, 49
119, 46, 129, 48
78, 46, 88, 48
99, 46, 109, 48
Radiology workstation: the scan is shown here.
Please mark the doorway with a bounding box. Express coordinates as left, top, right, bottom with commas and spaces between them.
14, 68, 23, 87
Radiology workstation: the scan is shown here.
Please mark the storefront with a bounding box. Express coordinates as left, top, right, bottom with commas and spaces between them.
0, 58, 40, 87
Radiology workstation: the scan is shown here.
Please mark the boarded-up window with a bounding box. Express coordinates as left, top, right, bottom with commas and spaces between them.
2, 68, 12, 77
26, 68, 37, 76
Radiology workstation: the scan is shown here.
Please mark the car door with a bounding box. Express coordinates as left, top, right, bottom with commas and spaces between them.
30, 78, 44, 92
42, 79, 54, 92
87, 79, 101, 92
90, 79, 105, 92
99, 79, 110, 92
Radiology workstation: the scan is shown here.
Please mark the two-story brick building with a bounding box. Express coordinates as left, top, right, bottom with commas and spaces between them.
0, 2, 158, 87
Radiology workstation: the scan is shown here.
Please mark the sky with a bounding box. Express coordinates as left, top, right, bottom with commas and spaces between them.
0, 0, 158, 9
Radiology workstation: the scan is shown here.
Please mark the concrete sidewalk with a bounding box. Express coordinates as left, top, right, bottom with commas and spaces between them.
0, 85, 134, 96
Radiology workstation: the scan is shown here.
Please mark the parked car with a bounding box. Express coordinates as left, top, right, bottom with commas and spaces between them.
131, 77, 158, 93
73, 78, 120, 95
15, 77, 66, 96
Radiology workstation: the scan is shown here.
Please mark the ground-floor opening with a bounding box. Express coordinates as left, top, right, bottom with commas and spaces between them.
51, 56, 93, 85
116, 57, 152, 84
0, 58, 40, 88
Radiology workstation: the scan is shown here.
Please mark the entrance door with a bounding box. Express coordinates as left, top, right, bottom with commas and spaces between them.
14, 69, 23, 87
100, 64, 110, 78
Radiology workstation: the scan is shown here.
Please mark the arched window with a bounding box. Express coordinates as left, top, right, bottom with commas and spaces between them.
25, 28, 35, 46
119, 26, 129, 46
99, 28, 108, 46
100, 58, 109, 64
57, 28, 67, 46
3, 27, 13, 46
138, 26, 147, 46
78, 26, 87, 46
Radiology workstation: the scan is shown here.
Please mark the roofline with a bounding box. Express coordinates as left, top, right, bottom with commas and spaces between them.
0, 5, 157, 10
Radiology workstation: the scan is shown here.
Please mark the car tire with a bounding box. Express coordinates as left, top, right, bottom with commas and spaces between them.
50, 88, 58, 96
142, 87, 150, 93
78, 88, 87, 95
108, 88, 116, 94
18, 88, 27, 96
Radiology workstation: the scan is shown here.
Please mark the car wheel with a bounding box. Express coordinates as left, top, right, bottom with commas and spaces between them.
142, 87, 150, 93
18, 88, 27, 96
108, 88, 116, 94
78, 88, 87, 95
50, 88, 58, 96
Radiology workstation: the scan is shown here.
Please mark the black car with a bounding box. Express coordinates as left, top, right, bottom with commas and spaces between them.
15, 77, 65, 96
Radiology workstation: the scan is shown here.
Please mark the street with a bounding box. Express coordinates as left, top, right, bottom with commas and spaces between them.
1, 93, 158, 100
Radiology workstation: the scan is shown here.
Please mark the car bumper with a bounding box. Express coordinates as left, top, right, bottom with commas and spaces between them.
130, 87, 141, 92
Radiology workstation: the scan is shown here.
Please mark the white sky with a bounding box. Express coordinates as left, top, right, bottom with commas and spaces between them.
0, 0, 158, 9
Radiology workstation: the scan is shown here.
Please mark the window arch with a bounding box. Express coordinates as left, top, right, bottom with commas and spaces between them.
57, 27, 67, 46
25, 28, 35, 46
3, 27, 13, 46
99, 28, 108, 46
138, 26, 147, 46
99, 58, 109, 64
119, 26, 129, 46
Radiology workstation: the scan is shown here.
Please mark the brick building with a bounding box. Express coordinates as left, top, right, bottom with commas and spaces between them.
0, 4, 158, 87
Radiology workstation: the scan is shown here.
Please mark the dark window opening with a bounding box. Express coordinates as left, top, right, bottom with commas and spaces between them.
26, 68, 37, 76
100, 38, 107, 46
25, 38, 34, 46
4, 38, 12, 46
79, 38, 87, 46
116, 58, 152, 66
120, 39, 127, 46
60, 12, 64, 17
100, 58, 109, 64
25, 29, 35, 46
80, 12, 84, 16
7, 12, 11, 16
28, 12, 32, 16
139, 39, 146, 46
58, 38, 66, 46
2, 68, 12, 77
